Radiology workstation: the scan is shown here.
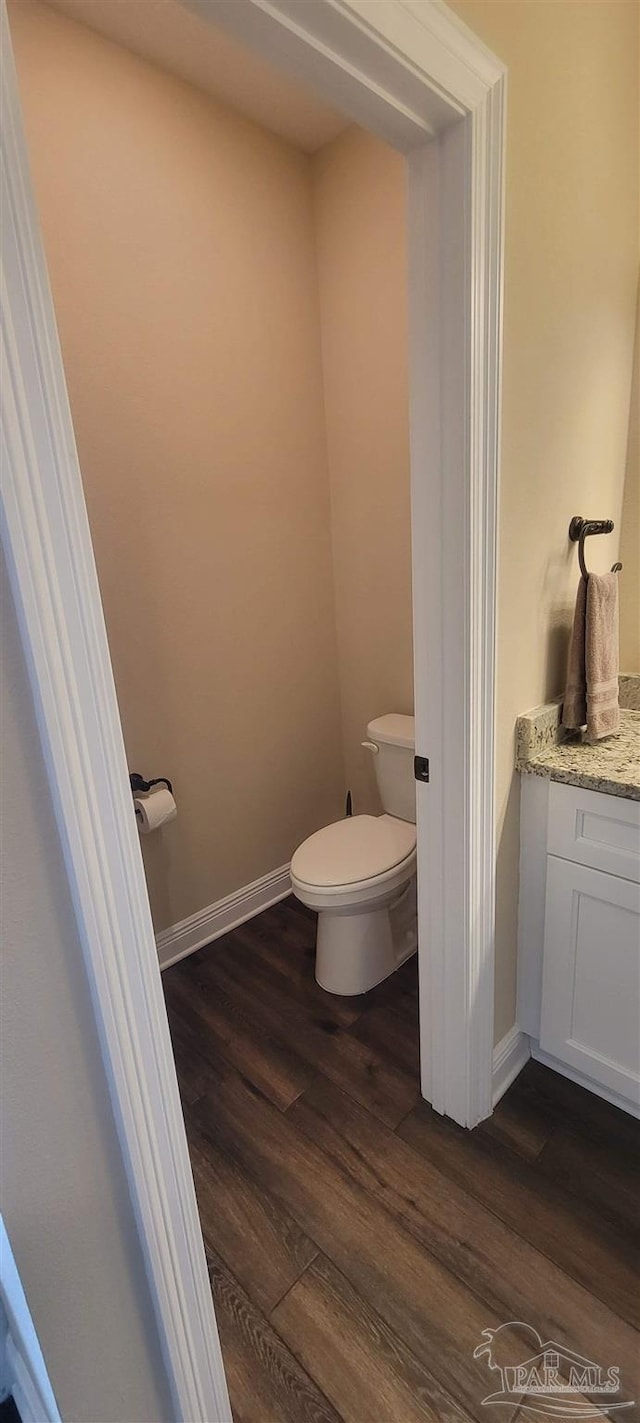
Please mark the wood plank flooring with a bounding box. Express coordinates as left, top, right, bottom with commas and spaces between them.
163, 897, 639, 1423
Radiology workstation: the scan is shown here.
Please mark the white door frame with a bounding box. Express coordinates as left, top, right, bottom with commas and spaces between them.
1, 0, 505, 1416
0, 1218, 62, 1423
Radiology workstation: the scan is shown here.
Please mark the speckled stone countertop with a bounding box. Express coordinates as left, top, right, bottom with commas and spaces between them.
516, 684, 640, 801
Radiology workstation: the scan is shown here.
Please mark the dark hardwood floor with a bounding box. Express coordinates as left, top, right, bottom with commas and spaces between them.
163, 897, 640, 1423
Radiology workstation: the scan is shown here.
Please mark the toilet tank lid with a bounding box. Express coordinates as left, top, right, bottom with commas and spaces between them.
366, 714, 415, 749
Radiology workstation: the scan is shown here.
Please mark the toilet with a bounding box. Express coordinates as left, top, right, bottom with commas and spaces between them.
290, 714, 417, 995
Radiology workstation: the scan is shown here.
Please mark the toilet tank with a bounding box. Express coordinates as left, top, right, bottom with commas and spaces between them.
365, 714, 416, 823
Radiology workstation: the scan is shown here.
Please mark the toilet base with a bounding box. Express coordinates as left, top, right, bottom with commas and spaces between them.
315, 875, 417, 996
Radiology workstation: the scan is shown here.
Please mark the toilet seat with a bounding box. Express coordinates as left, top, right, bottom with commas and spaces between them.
291, 814, 416, 909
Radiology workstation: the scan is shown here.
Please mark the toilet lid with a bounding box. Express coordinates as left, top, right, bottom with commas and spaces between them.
291, 815, 416, 888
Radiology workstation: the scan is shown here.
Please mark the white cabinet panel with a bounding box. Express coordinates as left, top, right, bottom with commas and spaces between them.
540, 856, 640, 1105
547, 782, 640, 883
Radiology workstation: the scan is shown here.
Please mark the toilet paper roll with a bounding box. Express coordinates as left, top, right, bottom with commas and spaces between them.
134, 786, 177, 834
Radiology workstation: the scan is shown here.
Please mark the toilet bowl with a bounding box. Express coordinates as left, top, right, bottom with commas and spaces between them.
290, 715, 418, 995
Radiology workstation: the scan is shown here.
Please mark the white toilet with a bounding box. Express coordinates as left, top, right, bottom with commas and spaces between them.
290, 714, 417, 995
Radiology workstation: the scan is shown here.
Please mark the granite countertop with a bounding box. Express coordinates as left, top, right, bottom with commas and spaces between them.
516, 683, 640, 801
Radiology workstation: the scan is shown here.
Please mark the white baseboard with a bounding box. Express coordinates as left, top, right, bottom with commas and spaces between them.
492, 1024, 531, 1106
531, 1045, 640, 1120
156, 864, 291, 971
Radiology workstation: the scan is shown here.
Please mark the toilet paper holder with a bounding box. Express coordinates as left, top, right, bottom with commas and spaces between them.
129, 771, 173, 797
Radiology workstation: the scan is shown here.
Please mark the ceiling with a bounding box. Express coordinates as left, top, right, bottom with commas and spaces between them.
44, 0, 349, 153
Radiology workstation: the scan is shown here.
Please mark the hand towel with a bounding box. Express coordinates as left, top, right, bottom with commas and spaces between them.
585, 571, 620, 739
562, 578, 587, 730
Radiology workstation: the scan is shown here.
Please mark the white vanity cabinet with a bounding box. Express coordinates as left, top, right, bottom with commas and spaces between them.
518, 777, 640, 1116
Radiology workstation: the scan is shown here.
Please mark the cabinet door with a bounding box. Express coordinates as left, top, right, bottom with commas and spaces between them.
540, 856, 640, 1104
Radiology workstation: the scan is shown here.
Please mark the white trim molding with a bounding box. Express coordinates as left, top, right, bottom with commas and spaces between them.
157, 866, 291, 971
407, 81, 505, 1125
531, 1046, 640, 1122
0, 1218, 61, 1423
2, 0, 505, 1414
492, 1026, 531, 1107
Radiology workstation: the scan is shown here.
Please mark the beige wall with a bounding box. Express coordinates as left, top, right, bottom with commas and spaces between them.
9, 0, 345, 933
1, 554, 172, 1423
312, 127, 414, 814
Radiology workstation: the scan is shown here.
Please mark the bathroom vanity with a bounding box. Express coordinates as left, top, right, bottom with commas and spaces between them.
516, 692, 640, 1117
